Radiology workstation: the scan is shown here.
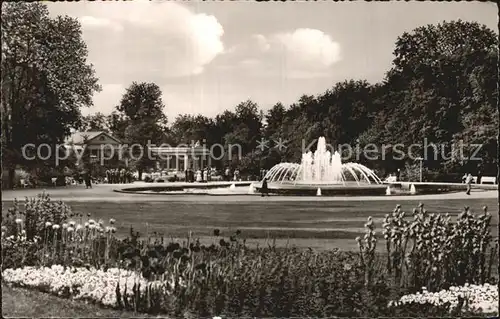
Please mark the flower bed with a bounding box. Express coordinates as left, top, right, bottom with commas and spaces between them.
2, 193, 498, 317
390, 283, 498, 315
2, 265, 168, 307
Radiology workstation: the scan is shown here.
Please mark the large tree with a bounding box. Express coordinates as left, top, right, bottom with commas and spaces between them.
223, 100, 263, 172
1, 2, 100, 188
114, 82, 168, 178
170, 114, 214, 145
79, 112, 110, 132
360, 20, 498, 176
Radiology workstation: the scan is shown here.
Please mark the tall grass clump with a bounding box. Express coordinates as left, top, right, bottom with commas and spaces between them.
382, 203, 498, 293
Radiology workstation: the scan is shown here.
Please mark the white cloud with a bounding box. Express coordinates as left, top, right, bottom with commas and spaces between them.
253, 34, 271, 52
79, 16, 123, 32
243, 28, 342, 78
273, 28, 342, 68
77, 2, 225, 78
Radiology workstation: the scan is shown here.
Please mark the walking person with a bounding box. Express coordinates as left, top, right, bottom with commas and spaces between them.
465, 173, 473, 195
260, 177, 269, 197
84, 171, 92, 189
477, 166, 482, 185
120, 168, 126, 184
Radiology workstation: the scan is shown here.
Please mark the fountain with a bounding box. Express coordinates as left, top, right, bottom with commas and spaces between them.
248, 184, 255, 194
258, 137, 386, 196
410, 184, 416, 195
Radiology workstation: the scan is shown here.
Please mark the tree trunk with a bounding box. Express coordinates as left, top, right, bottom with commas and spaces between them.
2, 168, 15, 189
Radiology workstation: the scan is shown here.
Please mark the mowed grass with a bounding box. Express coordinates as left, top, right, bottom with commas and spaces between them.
3, 197, 497, 250
2, 284, 153, 318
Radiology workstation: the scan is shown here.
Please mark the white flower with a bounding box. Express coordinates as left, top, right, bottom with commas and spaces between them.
62, 223, 68, 229
88, 219, 96, 225
109, 218, 116, 225
69, 221, 76, 227
52, 224, 60, 230
45, 221, 52, 227
15, 218, 23, 224
67, 227, 74, 233
390, 284, 498, 314
76, 224, 83, 231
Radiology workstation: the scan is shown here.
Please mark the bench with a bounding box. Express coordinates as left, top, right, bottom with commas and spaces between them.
481, 176, 497, 184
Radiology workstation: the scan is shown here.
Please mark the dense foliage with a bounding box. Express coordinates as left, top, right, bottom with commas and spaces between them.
1, 2, 100, 188
2, 193, 498, 317
108, 20, 496, 179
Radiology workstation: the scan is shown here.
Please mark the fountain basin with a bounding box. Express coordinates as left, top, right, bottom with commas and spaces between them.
114, 181, 253, 195
256, 182, 388, 196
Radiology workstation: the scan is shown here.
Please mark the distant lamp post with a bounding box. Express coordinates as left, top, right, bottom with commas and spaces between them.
416, 157, 423, 182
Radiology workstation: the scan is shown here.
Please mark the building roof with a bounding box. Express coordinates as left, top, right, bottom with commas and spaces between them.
65, 131, 122, 145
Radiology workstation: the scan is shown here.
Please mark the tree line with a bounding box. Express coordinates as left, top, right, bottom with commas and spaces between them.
2, 2, 497, 188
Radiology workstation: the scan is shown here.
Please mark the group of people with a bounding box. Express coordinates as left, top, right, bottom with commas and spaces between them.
184, 167, 216, 183
224, 168, 241, 181
105, 168, 133, 184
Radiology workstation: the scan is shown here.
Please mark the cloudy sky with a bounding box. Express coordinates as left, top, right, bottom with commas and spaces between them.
47, 1, 497, 120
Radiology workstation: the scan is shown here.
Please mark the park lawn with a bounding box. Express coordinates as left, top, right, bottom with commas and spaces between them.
1, 284, 156, 318
2, 197, 497, 250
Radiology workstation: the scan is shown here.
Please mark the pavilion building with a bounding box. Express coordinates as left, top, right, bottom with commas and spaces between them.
65, 131, 211, 171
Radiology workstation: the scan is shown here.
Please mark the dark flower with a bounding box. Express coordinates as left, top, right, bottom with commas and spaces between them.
235, 229, 241, 236
195, 263, 207, 272
148, 249, 160, 258
213, 229, 220, 236
173, 250, 183, 259
141, 256, 150, 267
166, 242, 180, 253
